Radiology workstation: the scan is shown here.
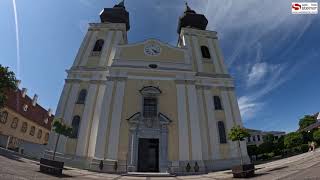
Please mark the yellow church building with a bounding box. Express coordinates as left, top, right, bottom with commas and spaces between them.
46, 1, 249, 174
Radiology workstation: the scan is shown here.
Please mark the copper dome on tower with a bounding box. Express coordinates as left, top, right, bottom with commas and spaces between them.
100, 0, 130, 31
177, 3, 208, 34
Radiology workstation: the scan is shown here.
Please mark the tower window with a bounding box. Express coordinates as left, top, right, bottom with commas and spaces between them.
37, 129, 42, 139
70, 116, 81, 138
0, 111, 8, 124
214, 96, 223, 110
77, 89, 87, 104
143, 97, 157, 118
201, 46, 211, 59
218, 121, 227, 144
30, 126, 35, 136
92, 39, 104, 52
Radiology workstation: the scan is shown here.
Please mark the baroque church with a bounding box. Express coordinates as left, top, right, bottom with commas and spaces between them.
46, 1, 250, 174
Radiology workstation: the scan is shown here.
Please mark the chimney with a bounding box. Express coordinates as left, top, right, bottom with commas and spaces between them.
48, 108, 52, 117
22, 88, 27, 98
32, 94, 38, 106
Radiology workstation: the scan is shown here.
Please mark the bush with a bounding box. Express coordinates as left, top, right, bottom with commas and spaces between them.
300, 144, 309, 153
284, 132, 303, 149
313, 130, 320, 144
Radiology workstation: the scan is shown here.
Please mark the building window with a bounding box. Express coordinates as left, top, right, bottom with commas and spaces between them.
77, 89, 87, 104
92, 39, 104, 55
143, 97, 158, 118
214, 96, 223, 110
0, 111, 8, 124
247, 137, 251, 142
257, 135, 261, 141
253, 136, 256, 141
37, 129, 42, 139
11, 118, 19, 129
218, 121, 227, 144
30, 126, 35, 136
21, 122, 28, 133
44, 133, 49, 142
201, 46, 211, 59
70, 116, 80, 138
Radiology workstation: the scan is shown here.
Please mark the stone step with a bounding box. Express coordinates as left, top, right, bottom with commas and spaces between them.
123, 172, 176, 177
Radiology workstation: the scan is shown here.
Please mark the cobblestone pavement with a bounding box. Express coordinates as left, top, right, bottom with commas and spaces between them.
1, 149, 320, 180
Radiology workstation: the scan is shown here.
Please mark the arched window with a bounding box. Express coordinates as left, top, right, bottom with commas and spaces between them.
11, 118, 19, 129
77, 89, 87, 104
0, 111, 8, 124
214, 96, 223, 110
30, 126, 35, 136
92, 39, 104, 52
201, 46, 211, 59
44, 132, 49, 142
218, 121, 227, 144
21, 122, 28, 133
37, 129, 42, 139
140, 86, 162, 118
70, 116, 81, 138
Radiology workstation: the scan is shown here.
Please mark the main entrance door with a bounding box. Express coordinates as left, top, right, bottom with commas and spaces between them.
137, 138, 159, 172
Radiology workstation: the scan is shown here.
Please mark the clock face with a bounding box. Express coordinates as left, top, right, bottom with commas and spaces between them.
144, 44, 161, 56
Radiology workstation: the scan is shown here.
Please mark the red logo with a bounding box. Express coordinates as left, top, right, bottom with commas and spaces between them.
292, 3, 301, 10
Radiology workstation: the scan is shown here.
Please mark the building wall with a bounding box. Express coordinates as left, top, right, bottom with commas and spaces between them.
0, 108, 50, 146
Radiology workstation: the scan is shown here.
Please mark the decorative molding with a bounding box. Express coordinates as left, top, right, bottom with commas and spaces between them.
196, 72, 231, 79
106, 76, 127, 82
175, 80, 196, 85
180, 28, 218, 39
65, 79, 82, 83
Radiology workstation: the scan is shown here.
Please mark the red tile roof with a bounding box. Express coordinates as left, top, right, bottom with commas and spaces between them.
4, 89, 54, 130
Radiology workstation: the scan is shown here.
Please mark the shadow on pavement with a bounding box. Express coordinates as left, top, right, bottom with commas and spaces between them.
0, 152, 25, 163
38, 171, 73, 178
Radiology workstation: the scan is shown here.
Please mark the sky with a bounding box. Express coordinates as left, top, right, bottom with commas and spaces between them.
0, 0, 319, 133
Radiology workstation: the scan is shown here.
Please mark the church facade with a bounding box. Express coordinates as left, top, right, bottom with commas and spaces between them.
46, 1, 249, 174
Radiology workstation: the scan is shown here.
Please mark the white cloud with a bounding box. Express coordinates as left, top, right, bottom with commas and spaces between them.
247, 62, 268, 87
238, 96, 264, 121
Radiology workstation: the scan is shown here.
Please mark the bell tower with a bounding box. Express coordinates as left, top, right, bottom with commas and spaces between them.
71, 0, 130, 68
178, 3, 228, 75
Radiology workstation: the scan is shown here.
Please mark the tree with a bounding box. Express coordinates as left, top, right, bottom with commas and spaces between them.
0, 65, 18, 109
52, 118, 73, 160
274, 136, 285, 155
313, 129, 320, 144
299, 115, 316, 130
247, 145, 258, 157
228, 125, 250, 165
284, 132, 303, 149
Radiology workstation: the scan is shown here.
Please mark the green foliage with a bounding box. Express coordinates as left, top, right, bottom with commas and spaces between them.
263, 134, 275, 144
247, 145, 258, 156
259, 142, 274, 154
0, 65, 18, 108
228, 125, 250, 141
299, 115, 316, 130
300, 144, 309, 153
313, 129, 320, 144
274, 136, 285, 155
284, 132, 303, 149
52, 118, 73, 137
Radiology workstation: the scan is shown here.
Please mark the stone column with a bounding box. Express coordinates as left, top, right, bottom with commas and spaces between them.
94, 80, 114, 159
127, 125, 137, 171
73, 30, 94, 67
175, 82, 190, 161
159, 125, 169, 172
212, 39, 228, 74
98, 31, 114, 66
76, 83, 98, 157
207, 38, 222, 74
186, 83, 203, 160
87, 83, 107, 157
79, 31, 99, 66
191, 36, 203, 72
106, 78, 126, 160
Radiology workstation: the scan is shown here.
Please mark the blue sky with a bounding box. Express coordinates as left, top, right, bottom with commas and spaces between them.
0, 0, 319, 132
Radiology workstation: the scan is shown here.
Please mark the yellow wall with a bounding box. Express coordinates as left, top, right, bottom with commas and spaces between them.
0, 108, 50, 145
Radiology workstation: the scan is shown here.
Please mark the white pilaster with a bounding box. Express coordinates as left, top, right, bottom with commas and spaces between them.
106, 31, 123, 66
94, 81, 114, 159
204, 89, 221, 160
106, 80, 126, 160
191, 36, 203, 72
73, 30, 93, 67
76, 84, 98, 156
176, 83, 190, 161
207, 39, 222, 74
56, 83, 80, 153
221, 90, 238, 158
80, 31, 99, 66
87, 84, 106, 157
196, 87, 209, 160
98, 31, 114, 66
186, 84, 203, 160
212, 39, 228, 74
183, 35, 192, 64
55, 83, 72, 118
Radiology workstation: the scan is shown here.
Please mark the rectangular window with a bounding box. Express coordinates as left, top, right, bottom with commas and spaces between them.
257, 135, 261, 141
253, 136, 256, 141
143, 97, 157, 118
213, 96, 223, 110
248, 137, 251, 142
